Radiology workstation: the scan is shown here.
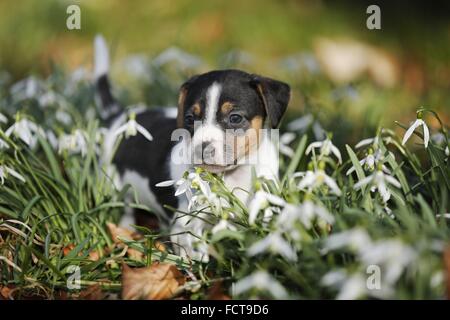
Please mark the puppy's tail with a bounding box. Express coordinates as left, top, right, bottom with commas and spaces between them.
94, 35, 122, 121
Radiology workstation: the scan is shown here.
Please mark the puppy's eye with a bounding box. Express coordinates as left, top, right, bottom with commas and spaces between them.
185, 115, 194, 125
229, 114, 243, 124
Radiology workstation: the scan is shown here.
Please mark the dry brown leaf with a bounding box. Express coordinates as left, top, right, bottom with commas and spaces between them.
444, 246, 450, 299
107, 223, 141, 243
127, 248, 144, 261
88, 250, 101, 261
63, 244, 75, 256
122, 262, 186, 300
78, 284, 105, 300
314, 37, 398, 88
63, 243, 99, 260
0, 286, 12, 300
207, 281, 231, 300
154, 241, 166, 252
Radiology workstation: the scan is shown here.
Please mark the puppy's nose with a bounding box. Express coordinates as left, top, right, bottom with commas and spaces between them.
195, 142, 215, 160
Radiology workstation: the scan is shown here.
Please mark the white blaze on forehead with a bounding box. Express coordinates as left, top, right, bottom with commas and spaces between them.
205, 82, 222, 125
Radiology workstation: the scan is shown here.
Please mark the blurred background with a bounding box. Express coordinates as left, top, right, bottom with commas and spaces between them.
0, 0, 449, 146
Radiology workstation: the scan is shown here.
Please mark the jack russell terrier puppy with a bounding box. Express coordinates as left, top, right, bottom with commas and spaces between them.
94, 36, 291, 260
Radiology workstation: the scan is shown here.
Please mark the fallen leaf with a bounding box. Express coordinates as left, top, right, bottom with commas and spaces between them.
107, 223, 141, 243
88, 251, 100, 261
63, 244, 75, 256
444, 246, 450, 299
78, 284, 105, 300
122, 262, 186, 300
88, 250, 101, 261
314, 37, 398, 88
207, 281, 231, 300
154, 241, 166, 252
127, 248, 144, 261
0, 286, 12, 300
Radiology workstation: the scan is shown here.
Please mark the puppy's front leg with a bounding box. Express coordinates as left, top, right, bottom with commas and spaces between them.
170, 198, 210, 262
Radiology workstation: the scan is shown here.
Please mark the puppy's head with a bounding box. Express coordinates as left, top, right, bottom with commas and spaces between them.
177, 69, 290, 173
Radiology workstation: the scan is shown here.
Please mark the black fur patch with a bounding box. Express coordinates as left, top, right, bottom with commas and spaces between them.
113, 109, 178, 218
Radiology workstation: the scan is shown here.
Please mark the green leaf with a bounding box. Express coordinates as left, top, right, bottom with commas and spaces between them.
282, 134, 307, 184
37, 134, 63, 181
345, 144, 372, 211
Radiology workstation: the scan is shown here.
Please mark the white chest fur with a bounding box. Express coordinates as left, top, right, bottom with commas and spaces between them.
169, 134, 279, 261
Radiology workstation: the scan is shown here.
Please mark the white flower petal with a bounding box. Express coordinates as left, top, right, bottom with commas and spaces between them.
353, 176, 372, 190
355, 138, 374, 149
422, 122, 430, 148
378, 180, 390, 203
323, 174, 342, 195
401, 119, 421, 145
297, 172, 315, 189
0, 113, 7, 123
113, 124, 128, 137
136, 123, 153, 141
331, 145, 342, 163
5, 166, 25, 183
385, 175, 401, 188
265, 193, 286, 207
305, 141, 323, 154
155, 180, 175, 187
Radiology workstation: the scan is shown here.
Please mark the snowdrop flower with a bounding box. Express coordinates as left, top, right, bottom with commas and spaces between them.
211, 217, 237, 234
156, 173, 194, 196
321, 270, 367, 300
38, 90, 58, 107
58, 129, 88, 157
0, 112, 7, 124
322, 228, 372, 254
279, 132, 296, 157
359, 240, 416, 285
306, 135, 342, 163
153, 47, 202, 69
286, 114, 326, 140
355, 137, 378, 149
431, 133, 449, 159
354, 129, 395, 150
220, 49, 253, 67
5, 116, 43, 147
247, 232, 297, 261
353, 164, 401, 203
55, 110, 73, 125
45, 130, 58, 150
401, 111, 430, 148
287, 114, 314, 132
120, 55, 151, 80
156, 170, 212, 209
10, 76, 42, 100
234, 271, 288, 299
0, 138, 9, 149
0, 164, 26, 185
278, 197, 334, 229
346, 148, 390, 175
114, 112, 153, 141
297, 162, 342, 196
190, 172, 212, 200
331, 85, 359, 101
248, 190, 286, 225
70, 67, 89, 83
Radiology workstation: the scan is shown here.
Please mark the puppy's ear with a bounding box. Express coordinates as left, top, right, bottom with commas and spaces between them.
250, 75, 291, 128
177, 75, 199, 128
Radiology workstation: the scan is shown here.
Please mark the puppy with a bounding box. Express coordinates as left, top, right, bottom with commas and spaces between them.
94, 36, 291, 260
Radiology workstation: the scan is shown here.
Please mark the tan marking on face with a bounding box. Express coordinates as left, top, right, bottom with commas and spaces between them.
176, 87, 188, 128
220, 102, 234, 115
192, 103, 202, 117
231, 116, 263, 162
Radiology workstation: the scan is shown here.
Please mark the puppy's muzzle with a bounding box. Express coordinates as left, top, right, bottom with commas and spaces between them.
195, 142, 216, 164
